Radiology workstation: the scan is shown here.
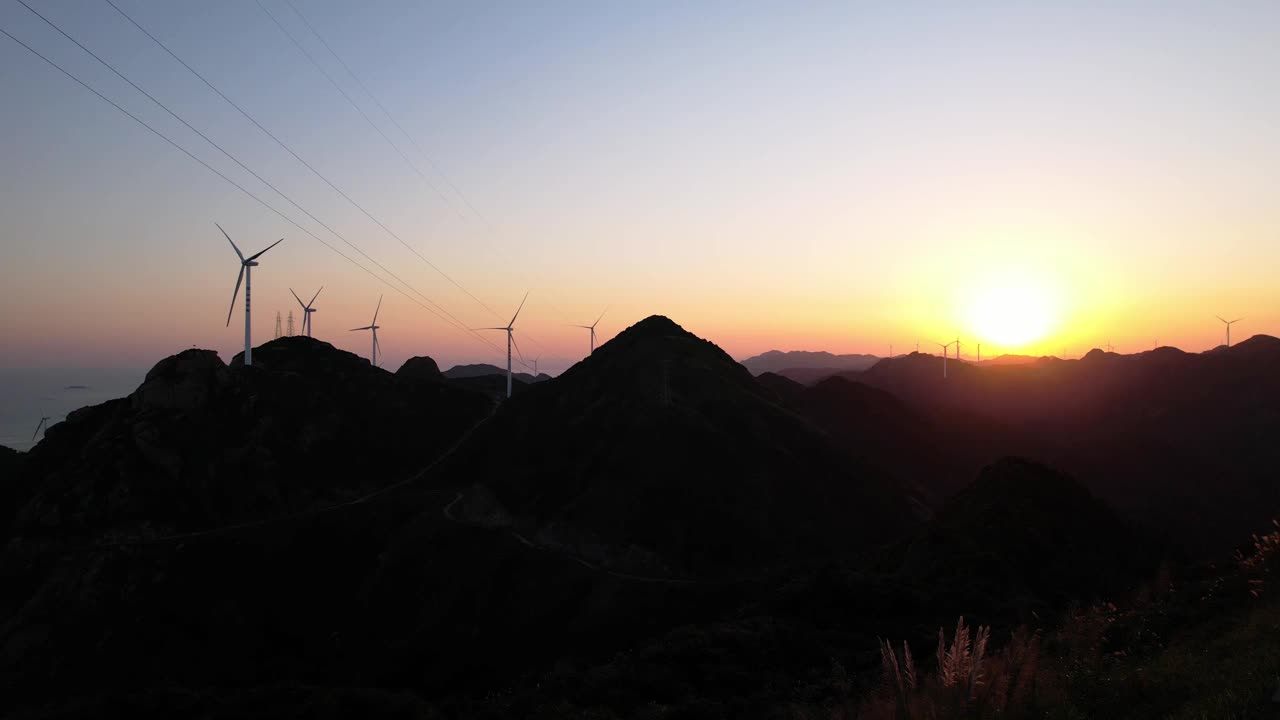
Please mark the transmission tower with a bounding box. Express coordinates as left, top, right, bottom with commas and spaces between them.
274, 311, 283, 339
287, 311, 296, 337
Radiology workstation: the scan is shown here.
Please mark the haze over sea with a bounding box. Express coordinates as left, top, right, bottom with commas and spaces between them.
0, 368, 142, 452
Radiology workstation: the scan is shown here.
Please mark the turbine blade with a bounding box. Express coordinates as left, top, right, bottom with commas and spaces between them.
216, 222, 244, 261
226, 266, 245, 327
510, 331, 524, 362
372, 294, 383, 324
1216, 315, 1227, 324
1232, 317, 1243, 324
309, 286, 324, 306
509, 290, 529, 327
246, 237, 284, 262
290, 288, 306, 309
592, 307, 608, 328
350, 326, 373, 331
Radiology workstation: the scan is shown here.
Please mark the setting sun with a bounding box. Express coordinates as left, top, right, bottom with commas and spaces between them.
964, 275, 1061, 350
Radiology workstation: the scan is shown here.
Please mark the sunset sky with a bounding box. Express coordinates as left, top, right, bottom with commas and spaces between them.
2, 1, 1278, 374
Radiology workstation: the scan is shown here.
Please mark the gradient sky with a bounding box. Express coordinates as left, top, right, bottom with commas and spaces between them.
2, 1, 1278, 374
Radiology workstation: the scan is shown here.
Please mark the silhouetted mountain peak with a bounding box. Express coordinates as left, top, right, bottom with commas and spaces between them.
396, 356, 442, 382
618, 314, 685, 338
898, 457, 1160, 606
448, 314, 919, 575
132, 348, 229, 411
557, 315, 757, 402
228, 335, 373, 375
1229, 334, 1280, 355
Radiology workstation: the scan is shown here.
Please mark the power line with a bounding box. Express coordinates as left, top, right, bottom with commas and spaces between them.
0, 20, 503, 359
110, 0, 504, 329
263, 0, 458, 218
16, 0, 487, 348
90, 0, 499, 349
279, 0, 568, 357
285, 0, 486, 225
255, 0, 503, 323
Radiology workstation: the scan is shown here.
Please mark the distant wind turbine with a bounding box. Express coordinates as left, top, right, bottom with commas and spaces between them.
290, 286, 322, 337
32, 413, 50, 441
350, 295, 383, 367
1216, 316, 1243, 348
477, 292, 529, 398
936, 341, 955, 379
574, 308, 608, 355
218, 223, 283, 367
532, 355, 541, 377
955, 335, 964, 361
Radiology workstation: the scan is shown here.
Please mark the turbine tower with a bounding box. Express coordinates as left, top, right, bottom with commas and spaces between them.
574, 308, 607, 354
219, 223, 283, 367
532, 355, 541, 377
1216, 316, 1243, 348
290, 286, 323, 337
350, 295, 383, 367
477, 292, 529, 398
31, 413, 50, 442
936, 341, 955, 379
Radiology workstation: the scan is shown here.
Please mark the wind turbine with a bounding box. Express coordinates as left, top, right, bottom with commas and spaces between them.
1216, 316, 1243, 348
955, 336, 964, 362
219, 223, 283, 367
532, 355, 542, 378
350, 295, 383, 367
31, 413, 50, 442
477, 292, 529, 398
936, 341, 955, 379
289, 286, 323, 337
574, 308, 607, 355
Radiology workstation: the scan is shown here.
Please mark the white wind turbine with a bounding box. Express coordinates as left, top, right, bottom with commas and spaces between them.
477, 291, 529, 398
290, 286, 322, 337
219, 223, 283, 367
574, 308, 607, 355
1216, 315, 1243, 348
936, 340, 955, 379
350, 295, 383, 367
32, 413, 51, 442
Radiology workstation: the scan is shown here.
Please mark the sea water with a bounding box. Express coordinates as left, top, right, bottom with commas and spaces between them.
0, 368, 144, 452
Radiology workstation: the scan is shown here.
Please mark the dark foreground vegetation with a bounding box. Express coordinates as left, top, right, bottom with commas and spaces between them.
1, 317, 1278, 718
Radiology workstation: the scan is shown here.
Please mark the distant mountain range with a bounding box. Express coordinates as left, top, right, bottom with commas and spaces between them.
443, 363, 549, 384
738, 349, 880, 376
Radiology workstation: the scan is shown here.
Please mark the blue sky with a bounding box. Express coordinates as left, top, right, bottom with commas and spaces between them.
2, 1, 1278, 372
